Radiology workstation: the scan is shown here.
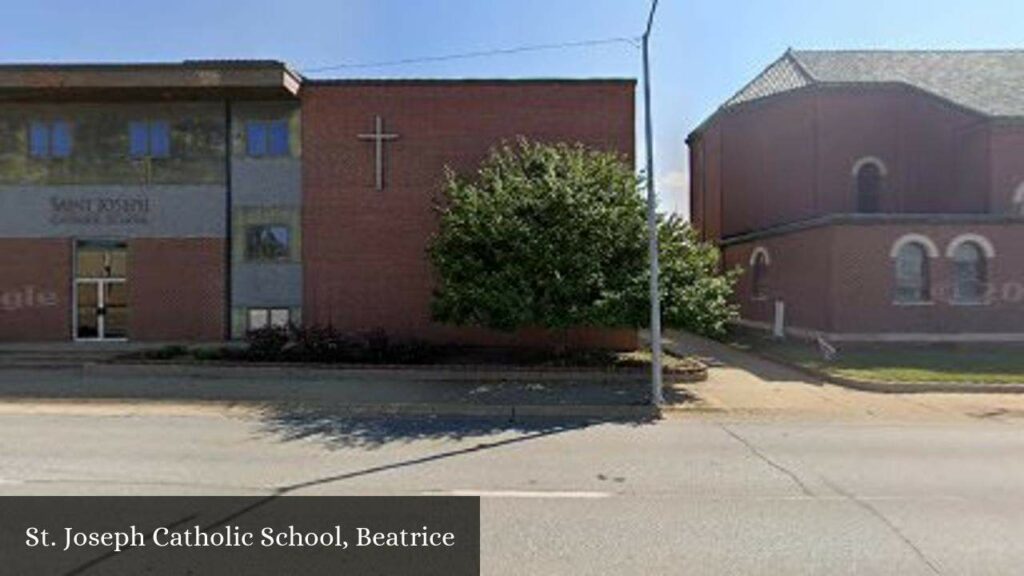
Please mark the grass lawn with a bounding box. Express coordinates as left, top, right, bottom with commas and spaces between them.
731, 330, 1024, 385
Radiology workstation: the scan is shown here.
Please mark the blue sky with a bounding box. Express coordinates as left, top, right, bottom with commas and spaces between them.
3, 1, 1023, 216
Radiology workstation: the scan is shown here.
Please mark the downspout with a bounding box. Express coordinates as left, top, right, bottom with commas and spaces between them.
224, 99, 234, 341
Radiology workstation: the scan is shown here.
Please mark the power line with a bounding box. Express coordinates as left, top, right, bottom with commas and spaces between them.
301, 36, 640, 74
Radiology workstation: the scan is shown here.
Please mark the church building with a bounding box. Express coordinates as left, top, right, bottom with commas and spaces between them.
0, 60, 635, 347
689, 50, 1024, 342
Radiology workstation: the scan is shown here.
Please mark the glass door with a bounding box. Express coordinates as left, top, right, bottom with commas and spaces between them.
75, 281, 101, 340
103, 281, 129, 340
74, 241, 129, 341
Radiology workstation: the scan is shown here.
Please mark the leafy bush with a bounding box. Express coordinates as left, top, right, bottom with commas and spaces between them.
244, 325, 293, 361
241, 324, 440, 365
651, 215, 740, 340
141, 345, 189, 360
290, 324, 356, 363
430, 138, 739, 340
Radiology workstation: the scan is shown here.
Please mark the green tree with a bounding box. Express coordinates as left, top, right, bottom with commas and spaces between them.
429, 139, 738, 340
655, 215, 740, 339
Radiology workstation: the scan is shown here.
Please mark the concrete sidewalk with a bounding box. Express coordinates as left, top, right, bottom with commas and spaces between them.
666, 330, 1024, 422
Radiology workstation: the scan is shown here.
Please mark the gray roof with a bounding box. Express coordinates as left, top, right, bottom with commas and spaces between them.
721, 49, 1024, 119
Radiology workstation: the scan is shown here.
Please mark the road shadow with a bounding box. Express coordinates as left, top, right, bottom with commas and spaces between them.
255, 404, 659, 451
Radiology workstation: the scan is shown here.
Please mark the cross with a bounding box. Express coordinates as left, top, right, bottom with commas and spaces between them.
357, 115, 400, 191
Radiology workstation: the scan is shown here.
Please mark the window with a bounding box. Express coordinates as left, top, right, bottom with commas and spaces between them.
952, 242, 988, 304
854, 158, 885, 213
29, 121, 72, 158
245, 224, 291, 261
750, 249, 770, 300
129, 121, 170, 158
248, 308, 290, 331
246, 120, 289, 157
895, 242, 931, 303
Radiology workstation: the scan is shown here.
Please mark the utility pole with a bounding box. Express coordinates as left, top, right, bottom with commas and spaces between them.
643, 0, 664, 405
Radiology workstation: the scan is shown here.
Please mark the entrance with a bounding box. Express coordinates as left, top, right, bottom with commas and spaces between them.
74, 241, 128, 341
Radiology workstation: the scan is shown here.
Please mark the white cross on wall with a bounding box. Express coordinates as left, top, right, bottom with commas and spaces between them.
357, 115, 400, 191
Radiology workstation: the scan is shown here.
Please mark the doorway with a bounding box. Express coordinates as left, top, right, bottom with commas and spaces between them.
74, 241, 129, 341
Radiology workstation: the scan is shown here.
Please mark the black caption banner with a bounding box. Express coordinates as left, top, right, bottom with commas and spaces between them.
0, 496, 480, 575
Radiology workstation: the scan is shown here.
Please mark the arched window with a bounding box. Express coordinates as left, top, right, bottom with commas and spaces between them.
750, 248, 770, 300
894, 242, 931, 303
854, 159, 885, 213
952, 242, 987, 303
947, 235, 995, 304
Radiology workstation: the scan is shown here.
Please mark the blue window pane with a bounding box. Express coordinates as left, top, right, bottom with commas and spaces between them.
149, 121, 170, 158
129, 122, 149, 158
246, 122, 267, 157
268, 120, 289, 156
29, 122, 49, 157
51, 122, 72, 157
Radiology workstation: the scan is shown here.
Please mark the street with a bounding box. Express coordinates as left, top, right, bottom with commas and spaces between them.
2, 400, 1023, 575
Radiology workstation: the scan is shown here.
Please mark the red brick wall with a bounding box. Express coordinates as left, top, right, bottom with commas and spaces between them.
700, 125, 724, 242
0, 239, 71, 341
302, 81, 637, 349
694, 85, 990, 243
129, 239, 225, 341
724, 226, 834, 333
727, 223, 1024, 338
830, 224, 1024, 335
990, 125, 1024, 214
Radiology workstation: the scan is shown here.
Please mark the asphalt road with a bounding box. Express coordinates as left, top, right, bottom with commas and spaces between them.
1, 402, 1022, 575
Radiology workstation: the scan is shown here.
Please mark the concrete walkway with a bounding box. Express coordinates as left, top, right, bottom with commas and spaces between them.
665, 330, 1024, 422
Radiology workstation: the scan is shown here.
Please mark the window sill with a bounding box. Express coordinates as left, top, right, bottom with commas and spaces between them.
950, 300, 992, 307
892, 301, 934, 307
243, 259, 296, 265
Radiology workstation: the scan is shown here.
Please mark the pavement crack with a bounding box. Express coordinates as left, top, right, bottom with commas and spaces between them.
820, 475, 942, 575
718, 423, 815, 498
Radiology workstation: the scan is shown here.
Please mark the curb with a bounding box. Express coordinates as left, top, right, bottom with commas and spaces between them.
819, 374, 1024, 395
304, 402, 665, 420
0, 360, 708, 384
0, 395, 669, 420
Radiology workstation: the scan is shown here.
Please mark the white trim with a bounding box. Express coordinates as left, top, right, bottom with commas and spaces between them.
889, 233, 940, 259
749, 246, 772, 267
73, 278, 128, 342
734, 319, 1024, 343
851, 156, 888, 177
1014, 181, 1024, 210
946, 233, 996, 259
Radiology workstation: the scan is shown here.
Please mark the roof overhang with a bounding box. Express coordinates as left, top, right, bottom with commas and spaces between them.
0, 60, 303, 102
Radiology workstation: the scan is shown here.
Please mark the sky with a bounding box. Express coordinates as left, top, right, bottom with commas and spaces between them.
3, 0, 1024, 216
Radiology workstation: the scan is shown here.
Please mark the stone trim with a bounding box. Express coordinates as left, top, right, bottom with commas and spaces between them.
851, 156, 888, 177
945, 233, 996, 258
719, 213, 1024, 247
890, 233, 940, 258
735, 319, 1024, 343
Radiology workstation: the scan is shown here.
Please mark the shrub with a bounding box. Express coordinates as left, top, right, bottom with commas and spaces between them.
244, 325, 293, 361
430, 138, 739, 341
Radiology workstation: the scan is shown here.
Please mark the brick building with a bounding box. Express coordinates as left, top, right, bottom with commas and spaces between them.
0, 61, 635, 347
688, 50, 1024, 342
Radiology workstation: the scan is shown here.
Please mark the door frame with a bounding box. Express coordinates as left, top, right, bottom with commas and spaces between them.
73, 278, 128, 342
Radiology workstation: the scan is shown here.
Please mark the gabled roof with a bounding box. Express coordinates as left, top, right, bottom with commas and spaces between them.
724, 52, 812, 107
693, 49, 1024, 139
